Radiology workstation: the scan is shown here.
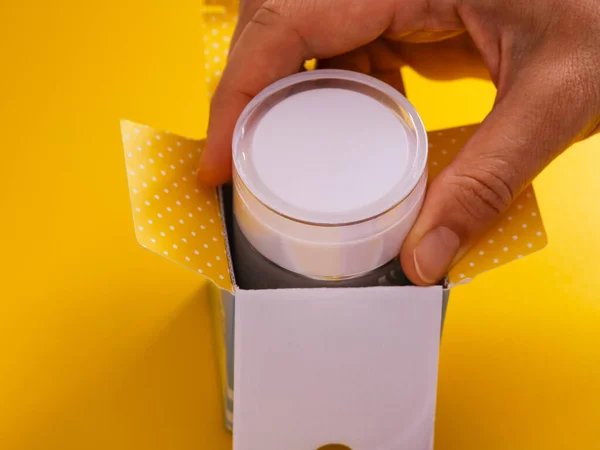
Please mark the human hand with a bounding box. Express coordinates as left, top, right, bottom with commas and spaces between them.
198, 0, 600, 285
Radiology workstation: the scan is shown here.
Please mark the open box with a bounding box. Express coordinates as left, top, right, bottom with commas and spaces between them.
119, 3, 548, 449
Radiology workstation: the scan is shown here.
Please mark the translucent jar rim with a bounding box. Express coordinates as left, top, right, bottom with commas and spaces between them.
232, 69, 428, 227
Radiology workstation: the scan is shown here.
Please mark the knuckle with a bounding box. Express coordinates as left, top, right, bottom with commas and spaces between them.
253, 0, 301, 25
251, 2, 285, 27
250, 1, 310, 56
445, 168, 515, 224
540, 54, 600, 143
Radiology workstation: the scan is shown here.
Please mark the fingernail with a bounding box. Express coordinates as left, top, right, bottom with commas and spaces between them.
197, 149, 217, 185
197, 151, 210, 173
413, 226, 460, 284
196, 157, 211, 182
196, 163, 218, 186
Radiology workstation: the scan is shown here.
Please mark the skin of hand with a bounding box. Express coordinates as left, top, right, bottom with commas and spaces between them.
198, 0, 600, 285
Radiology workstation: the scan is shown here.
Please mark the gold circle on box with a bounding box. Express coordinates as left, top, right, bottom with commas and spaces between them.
317, 444, 352, 450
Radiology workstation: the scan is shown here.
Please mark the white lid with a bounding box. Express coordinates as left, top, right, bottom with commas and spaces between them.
232, 70, 428, 279
233, 70, 427, 226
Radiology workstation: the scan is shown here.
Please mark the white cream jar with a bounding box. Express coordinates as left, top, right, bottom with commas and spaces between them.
232, 69, 428, 283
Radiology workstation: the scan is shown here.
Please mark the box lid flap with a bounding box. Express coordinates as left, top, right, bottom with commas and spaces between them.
427, 126, 548, 285
233, 286, 443, 450
121, 120, 233, 291
121, 118, 547, 288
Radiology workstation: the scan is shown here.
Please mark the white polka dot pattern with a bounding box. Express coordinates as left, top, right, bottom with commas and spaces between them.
201, 3, 237, 99
121, 120, 232, 291
428, 126, 548, 285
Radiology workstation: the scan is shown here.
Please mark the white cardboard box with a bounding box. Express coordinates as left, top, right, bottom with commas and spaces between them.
121, 119, 547, 449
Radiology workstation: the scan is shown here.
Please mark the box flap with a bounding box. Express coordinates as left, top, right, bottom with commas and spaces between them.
427, 126, 548, 285
121, 120, 546, 289
201, 0, 238, 99
121, 120, 233, 291
233, 286, 443, 450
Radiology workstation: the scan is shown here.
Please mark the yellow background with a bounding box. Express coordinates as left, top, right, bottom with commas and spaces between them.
1, 1, 599, 449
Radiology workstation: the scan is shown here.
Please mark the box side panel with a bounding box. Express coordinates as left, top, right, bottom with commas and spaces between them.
441, 288, 450, 334
233, 286, 443, 450
220, 287, 450, 434
207, 282, 235, 430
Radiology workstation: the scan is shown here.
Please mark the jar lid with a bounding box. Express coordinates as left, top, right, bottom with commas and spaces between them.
233, 69, 428, 226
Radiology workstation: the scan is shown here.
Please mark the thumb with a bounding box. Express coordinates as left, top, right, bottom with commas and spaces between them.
400, 74, 593, 285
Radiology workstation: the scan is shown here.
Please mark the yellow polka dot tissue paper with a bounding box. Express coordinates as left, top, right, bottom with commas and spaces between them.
121, 121, 547, 291
121, 121, 232, 291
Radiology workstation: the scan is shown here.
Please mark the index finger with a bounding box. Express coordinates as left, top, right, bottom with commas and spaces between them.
197, 7, 310, 186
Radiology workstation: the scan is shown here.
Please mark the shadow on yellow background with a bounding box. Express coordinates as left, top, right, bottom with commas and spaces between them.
1, 1, 599, 450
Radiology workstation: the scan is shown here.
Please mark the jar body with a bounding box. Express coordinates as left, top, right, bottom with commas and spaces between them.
233, 168, 427, 282
231, 70, 428, 285
230, 209, 414, 290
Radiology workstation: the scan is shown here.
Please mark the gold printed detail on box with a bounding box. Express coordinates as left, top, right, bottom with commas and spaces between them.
428, 126, 548, 285
121, 120, 232, 291
317, 445, 352, 450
